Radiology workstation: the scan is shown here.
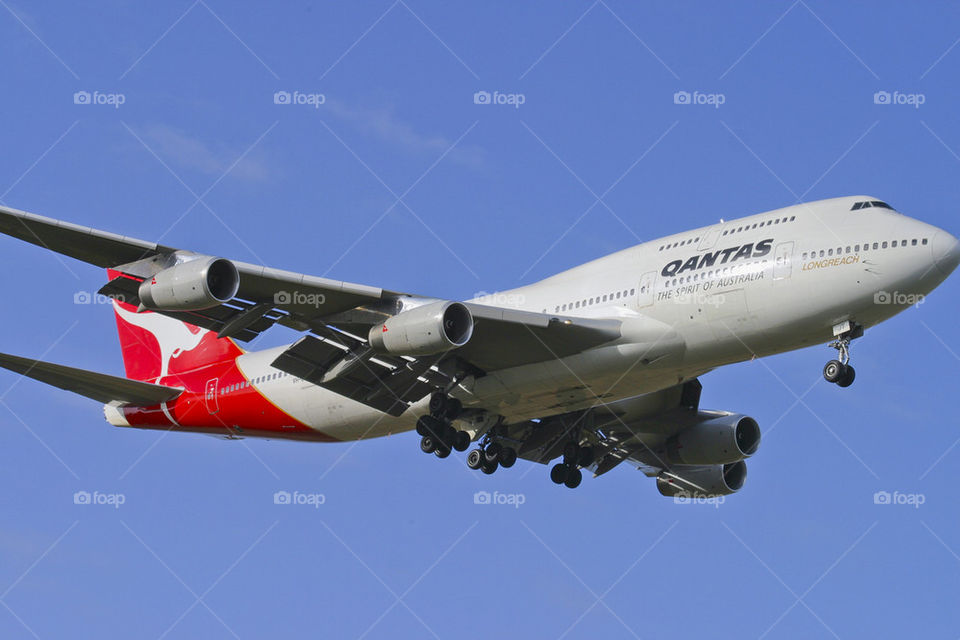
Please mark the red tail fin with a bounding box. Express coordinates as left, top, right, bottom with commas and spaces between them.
107, 270, 244, 384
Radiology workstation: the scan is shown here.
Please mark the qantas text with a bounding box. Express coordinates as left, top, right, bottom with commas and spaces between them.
661, 239, 774, 277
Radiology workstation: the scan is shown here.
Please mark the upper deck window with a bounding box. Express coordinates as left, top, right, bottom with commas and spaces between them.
851, 200, 895, 211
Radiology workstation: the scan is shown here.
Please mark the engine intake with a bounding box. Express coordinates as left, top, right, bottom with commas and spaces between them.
138, 257, 239, 311
656, 461, 747, 498
369, 301, 473, 356
665, 413, 760, 466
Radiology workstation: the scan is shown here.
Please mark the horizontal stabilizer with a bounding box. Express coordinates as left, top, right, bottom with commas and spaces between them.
0, 352, 182, 406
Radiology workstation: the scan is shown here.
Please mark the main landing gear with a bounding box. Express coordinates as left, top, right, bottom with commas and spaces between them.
466, 435, 518, 475
416, 393, 470, 458
550, 441, 595, 489
823, 321, 862, 388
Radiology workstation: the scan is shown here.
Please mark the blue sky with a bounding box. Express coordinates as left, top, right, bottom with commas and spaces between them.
0, 1, 958, 638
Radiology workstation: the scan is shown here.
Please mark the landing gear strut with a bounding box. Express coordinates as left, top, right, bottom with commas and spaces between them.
823, 321, 862, 388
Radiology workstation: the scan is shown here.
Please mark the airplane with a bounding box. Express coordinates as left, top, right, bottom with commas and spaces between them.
0, 195, 956, 497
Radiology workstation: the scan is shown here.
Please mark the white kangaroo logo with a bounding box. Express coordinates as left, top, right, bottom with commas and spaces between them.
113, 302, 208, 382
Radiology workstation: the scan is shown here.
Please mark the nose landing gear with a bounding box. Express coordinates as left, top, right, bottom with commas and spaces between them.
823, 322, 862, 388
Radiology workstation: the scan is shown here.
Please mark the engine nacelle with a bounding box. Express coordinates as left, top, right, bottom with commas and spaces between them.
656, 461, 747, 498
369, 301, 473, 356
665, 413, 761, 465
138, 257, 239, 311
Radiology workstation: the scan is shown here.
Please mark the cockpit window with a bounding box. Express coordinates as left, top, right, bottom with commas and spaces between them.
851, 200, 895, 211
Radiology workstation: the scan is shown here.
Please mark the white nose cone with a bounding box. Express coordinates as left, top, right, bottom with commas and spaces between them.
932, 230, 960, 276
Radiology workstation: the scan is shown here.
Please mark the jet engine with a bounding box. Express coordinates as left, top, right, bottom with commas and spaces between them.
138, 256, 240, 311
656, 461, 747, 498
369, 301, 473, 356
664, 413, 761, 465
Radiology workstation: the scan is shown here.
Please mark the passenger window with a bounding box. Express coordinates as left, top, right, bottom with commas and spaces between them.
854, 245, 860, 252
630, 288, 635, 295
790, 216, 795, 221
845, 247, 851, 254
911, 239, 917, 246
922, 238, 928, 245
819, 250, 825, 257
882, 241, 888, 249
828, 249, 833, 256
873, 242, 878, 249
902, 239, 907, 247
892, 241, 897, 248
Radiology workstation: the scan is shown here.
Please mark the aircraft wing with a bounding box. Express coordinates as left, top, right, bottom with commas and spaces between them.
0, 352, 182, 406
0, 205, 624, 415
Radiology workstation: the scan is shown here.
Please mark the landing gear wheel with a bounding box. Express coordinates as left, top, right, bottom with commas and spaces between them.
429, 392, 447, 417
837, 364, 856, 388
415, 416, 430, 436
466, 449, 484, 470
577, 446, 595, 468
420, 435, 438, 454
563, 442, 580, 465
453, 431, 471, 452
823, 360, 845, 384
434, 446, 451, 459
485, 442, 502, 463
481, 460, 498, 475
563, 466, 582, 489
418, 414, 445, 438
444, 398, 463, 420
550, 463, 568, 484
499, 447, 517, 468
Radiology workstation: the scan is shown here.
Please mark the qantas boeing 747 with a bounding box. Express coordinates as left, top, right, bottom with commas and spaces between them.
0, 196, 956, 496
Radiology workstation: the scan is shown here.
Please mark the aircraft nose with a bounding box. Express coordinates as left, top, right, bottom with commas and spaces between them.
932, 230, 960, 276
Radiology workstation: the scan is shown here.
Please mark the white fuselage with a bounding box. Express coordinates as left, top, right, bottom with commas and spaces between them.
227, 196, 958, 441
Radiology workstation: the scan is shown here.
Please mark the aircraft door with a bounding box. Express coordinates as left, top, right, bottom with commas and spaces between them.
637, 271, 656, 308
773, 242, 794, 280
698, 226, 722, 251
205, 378, 220, 414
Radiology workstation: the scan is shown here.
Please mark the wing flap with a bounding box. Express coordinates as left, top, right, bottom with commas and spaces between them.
0, 352, 182, 406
